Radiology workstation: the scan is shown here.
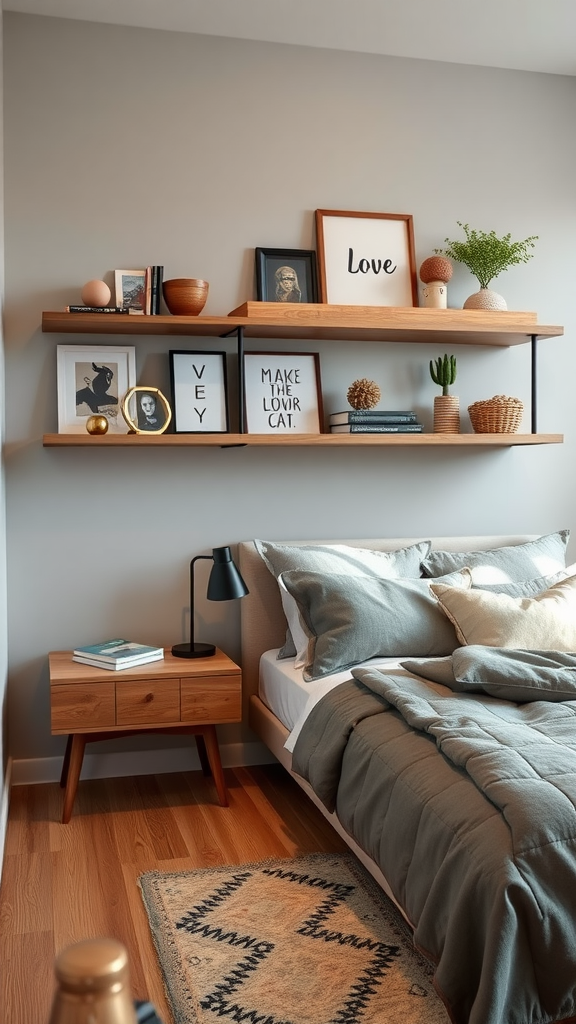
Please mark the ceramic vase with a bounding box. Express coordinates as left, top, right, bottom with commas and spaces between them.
463, 288, 507, 311
433, 395, 460, 433
422, 281, 448, 309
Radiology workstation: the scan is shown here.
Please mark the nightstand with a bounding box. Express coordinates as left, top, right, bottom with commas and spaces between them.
49, 647, 242, 822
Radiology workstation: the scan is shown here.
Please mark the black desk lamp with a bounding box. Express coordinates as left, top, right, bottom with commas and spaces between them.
171, 546, 249, 659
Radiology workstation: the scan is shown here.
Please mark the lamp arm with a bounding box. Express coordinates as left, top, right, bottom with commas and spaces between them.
189, 555, 212, 649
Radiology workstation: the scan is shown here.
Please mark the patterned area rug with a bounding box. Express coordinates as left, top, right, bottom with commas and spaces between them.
139, 852, 450, 1024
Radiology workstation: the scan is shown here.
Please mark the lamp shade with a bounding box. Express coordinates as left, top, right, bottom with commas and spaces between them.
207, 546, 249, 602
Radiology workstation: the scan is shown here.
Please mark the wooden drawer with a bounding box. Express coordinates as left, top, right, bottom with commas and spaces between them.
181, 674, 242, 723
116, 678, 180, 726
51, 682, 115, 733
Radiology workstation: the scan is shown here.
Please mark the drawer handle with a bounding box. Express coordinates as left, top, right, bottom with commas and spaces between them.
144, 692, 154, 703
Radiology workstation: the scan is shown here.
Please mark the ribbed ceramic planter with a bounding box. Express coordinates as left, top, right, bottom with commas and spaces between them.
463, 288, 507, 311
433, 395, 460, 433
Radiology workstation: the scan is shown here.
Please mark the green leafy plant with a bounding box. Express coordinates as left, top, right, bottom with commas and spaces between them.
435, 222, 538, 290
430, 353, 457, 395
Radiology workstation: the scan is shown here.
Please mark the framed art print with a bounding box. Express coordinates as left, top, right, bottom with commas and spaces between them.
114, 268, 147, 311
169, 350, 229, 433
255, 248, 319, 304
315, 209, 418, 307
243, 351, 323, 434
57, 345, 136, 433
121, 386, 172, 435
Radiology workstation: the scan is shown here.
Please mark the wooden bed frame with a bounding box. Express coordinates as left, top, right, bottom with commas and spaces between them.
238, 534, 536, 909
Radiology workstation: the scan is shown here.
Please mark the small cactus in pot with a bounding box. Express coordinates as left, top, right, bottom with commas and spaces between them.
429, 353, 459, 433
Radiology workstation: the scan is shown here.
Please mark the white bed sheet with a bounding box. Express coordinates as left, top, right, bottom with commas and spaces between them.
258, 648, 403, 754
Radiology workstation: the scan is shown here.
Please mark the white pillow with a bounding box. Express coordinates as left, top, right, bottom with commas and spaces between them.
431, 574, 576, 650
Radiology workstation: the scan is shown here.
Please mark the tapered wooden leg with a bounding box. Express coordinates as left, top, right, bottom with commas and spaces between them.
201, 725, 228, 806
194, 733, 211, 776
60, 735, 73, 788
61, 734, 87, 823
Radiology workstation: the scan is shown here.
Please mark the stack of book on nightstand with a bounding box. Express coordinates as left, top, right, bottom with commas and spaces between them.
329, 409, 423, 433
72, 639, 165, 671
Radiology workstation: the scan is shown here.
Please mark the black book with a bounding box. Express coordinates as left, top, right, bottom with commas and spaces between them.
154, 265, 164, 314
65, 305, 128, 314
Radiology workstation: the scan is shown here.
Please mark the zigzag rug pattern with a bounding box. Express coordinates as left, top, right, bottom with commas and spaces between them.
139, 853, 449, 1024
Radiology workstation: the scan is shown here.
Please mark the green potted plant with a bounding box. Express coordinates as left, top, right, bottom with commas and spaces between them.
429, 353, 459, 433
435, 222, 538, 310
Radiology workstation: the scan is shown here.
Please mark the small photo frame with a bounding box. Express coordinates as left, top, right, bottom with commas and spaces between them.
244, 352, 323, 434
255, 248, 319, 304
121, 387, 172, 435
57, 345, 137, 433
315, 209, 418, 307
169, 350, 229, 433
114, 268, 147, 311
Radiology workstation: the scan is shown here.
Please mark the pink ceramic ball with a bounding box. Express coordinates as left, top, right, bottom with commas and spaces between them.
419, 256, 453, 284
81, 279, 111, 306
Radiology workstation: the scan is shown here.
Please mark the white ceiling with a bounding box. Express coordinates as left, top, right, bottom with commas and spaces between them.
3, 0, 576, 76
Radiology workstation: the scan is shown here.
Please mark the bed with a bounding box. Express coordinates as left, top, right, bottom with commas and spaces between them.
238, 533, 576, 1024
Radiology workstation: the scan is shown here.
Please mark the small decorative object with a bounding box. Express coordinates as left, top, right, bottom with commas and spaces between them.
169, 351, 229, 433
347, 378, 381, 410
57, 345, 136, 434
48, 938, 138, 1024
429, 353, 459, 433
315, 209, 418, 306
255, 248, 319, 303
243, 352, 323, 433
121, 386, 172, 435
172, 546, 249, 659
419, 255, 453, 309
435, 222, 538, 311
468, 395, 524, 433
162, 278, 209, 316
81, 279, 111, 307
85, 414, 109, 435
114, 269, 147, 311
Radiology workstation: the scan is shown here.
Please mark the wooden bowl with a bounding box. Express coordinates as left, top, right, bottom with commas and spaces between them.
162, 278, 209, 316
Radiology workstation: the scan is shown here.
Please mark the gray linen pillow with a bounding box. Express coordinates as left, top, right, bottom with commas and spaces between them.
280, 567, 471, 681
421, 530, 570, 584
254, 538, 432, 659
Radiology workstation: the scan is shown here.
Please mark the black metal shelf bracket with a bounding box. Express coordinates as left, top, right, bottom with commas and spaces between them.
531, 335, 537, 434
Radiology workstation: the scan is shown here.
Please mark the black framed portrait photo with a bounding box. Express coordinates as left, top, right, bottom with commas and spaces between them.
255, 248, 319, 304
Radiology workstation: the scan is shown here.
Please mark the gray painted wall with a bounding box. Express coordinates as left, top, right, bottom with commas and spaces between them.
3, 13, 576, 770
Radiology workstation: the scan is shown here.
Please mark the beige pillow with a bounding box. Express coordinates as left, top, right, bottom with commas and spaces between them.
430, 574, 576, 650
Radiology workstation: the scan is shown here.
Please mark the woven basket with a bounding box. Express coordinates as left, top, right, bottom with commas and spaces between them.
468, 395, 524, 433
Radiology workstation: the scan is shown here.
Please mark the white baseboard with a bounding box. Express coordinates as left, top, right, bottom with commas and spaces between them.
0, 757, 13, 884
10, 741, 276, 787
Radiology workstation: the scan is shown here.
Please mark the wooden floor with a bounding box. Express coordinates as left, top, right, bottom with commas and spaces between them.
0, 764, 348, 1024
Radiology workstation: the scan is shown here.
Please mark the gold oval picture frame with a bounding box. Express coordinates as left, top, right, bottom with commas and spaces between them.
121, 386, 172, 435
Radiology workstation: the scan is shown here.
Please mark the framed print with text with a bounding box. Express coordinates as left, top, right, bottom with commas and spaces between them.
315, 209, 418, 307
243, 351, 323, 434
169, 350, 229, 433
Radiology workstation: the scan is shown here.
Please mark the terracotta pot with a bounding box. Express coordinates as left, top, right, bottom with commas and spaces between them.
433, 394, 460, 433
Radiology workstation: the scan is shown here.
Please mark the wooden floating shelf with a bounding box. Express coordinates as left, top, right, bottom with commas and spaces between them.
42, 433, 563, 449
41, 306, 564, 347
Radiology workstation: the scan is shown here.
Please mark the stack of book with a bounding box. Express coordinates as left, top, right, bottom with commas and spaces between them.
72, 639, 165, 671
329, 409, 423, 433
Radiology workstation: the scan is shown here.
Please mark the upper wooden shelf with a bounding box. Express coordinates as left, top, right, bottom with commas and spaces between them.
41, 303, 564, 347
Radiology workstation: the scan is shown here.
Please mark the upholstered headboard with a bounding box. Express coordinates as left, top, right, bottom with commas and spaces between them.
237, 535, 537, 709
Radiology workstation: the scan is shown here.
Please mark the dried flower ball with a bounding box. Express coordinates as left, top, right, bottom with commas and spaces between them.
347, 378, 381, 410
419, 256, 453, 284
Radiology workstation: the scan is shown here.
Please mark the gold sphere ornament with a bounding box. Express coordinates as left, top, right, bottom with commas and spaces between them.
346, 378, 381, 410
86, 414, 109, 435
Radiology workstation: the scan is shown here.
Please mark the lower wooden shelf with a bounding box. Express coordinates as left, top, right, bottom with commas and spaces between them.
42, 432, 563, 448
